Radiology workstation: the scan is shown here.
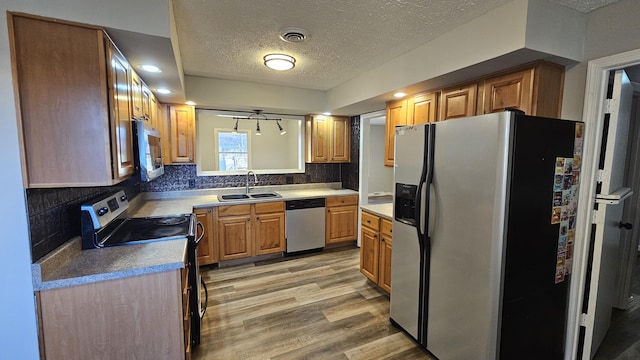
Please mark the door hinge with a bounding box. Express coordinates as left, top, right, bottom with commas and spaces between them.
597, 169, 604, 182
580, 313, 592, 327
604, 98, 612, 113
592, 209, 598, 224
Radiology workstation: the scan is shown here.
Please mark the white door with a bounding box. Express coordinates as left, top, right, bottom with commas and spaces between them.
582, 69, 634, 359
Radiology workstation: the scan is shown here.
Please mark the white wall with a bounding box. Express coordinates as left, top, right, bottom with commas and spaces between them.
561, 0, 640, 121
196, 110, 301, 172
0, 1, 170, 357
367, 125, 394, 194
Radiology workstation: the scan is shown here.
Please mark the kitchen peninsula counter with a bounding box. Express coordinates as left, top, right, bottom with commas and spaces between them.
360, 202, 393, 220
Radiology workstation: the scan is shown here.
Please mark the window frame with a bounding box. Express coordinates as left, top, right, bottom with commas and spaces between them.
214, 128, 252, 171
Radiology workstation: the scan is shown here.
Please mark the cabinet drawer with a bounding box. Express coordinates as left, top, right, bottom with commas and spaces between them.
218, 204, 251, 217
381, 219, 393, 237
361, 211, 380, 231
326, 195, 358, 207
255, 201, 285, 214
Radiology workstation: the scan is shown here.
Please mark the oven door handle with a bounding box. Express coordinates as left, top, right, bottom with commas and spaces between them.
195, 221, 205, 245
200, 276, 208, 318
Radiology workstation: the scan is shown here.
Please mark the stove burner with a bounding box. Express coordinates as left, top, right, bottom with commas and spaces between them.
154, 217, 188, 226
148, 227, 186, 238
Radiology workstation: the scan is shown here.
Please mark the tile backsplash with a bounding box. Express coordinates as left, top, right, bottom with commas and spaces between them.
26, 179, 140, 262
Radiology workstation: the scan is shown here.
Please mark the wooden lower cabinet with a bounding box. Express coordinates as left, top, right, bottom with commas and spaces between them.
254, 202, 286, 255
360, 210, 393, 293
217, 202, 286, 261
217, 205, 253, 261
378, 219, 393, 293
37, 269, 187, 359
194, 207, 218, 265
325, 196, 359, 245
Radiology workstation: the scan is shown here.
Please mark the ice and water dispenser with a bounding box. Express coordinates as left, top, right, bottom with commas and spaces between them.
395, 183, 417, 226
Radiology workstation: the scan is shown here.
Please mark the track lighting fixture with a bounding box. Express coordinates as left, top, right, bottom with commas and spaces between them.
277, 120, 287, 135
232, 119, 239, 133
231, 110, 287, 136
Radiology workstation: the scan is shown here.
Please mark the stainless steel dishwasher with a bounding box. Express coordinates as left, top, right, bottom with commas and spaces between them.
285, 198, 326, 253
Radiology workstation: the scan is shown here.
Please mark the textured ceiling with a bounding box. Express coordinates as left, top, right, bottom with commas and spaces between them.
172, 0, 620, 92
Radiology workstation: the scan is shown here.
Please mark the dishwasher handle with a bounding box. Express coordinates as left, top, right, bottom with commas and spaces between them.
285, 198, 326, 210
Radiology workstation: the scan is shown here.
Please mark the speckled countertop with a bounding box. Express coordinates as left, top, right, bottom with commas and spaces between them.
360, 202, 393, 220
33, 183, 358, 291
131, 182, 358, 216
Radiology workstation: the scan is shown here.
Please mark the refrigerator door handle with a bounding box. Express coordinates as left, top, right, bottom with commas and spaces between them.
421, 125, 435, 240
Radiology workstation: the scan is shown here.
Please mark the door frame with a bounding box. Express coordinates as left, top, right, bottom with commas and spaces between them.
568, 48, 640, 359
358, 109, 387, 247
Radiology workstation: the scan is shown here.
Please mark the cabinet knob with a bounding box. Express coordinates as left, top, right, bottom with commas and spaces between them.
208, 209, 212, 213
381, 237, 385, 242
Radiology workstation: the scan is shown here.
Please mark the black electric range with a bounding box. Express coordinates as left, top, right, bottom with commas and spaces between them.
80, 190, 206, 346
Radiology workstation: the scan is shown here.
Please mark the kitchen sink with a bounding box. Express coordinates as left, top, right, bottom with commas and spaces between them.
250, 192, 281, 199
217, 192, 282, 202
218, 194, 250, 201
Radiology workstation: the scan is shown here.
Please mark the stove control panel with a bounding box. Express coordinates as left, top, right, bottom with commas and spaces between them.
80, 190, 130, 230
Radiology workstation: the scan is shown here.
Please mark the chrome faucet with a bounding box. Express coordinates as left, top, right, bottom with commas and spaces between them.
246, 171, 257, 194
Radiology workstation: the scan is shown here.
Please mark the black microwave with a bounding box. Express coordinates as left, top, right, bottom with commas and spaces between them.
133, 120, 164, 182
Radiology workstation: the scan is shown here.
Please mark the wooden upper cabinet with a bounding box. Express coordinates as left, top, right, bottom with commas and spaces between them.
384, 99, 407, 167
9, 13, 133, 187
306, 115, 330, 162
330, 116, 350, 162
168, 105, 196, 163
407, 92, 438, 125
149, 94, 159, 130
480, 62, 564, 118
305, 115, 351, 163
438, 83, 477, 121
141, 83, 152, 122
107, 43, 135, 181
130, 70, 143, 120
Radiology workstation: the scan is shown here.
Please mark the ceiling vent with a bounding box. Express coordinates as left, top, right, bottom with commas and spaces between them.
279, 27, 309, 43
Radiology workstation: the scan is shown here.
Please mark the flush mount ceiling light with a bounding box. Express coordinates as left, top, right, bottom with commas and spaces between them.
394, 92, 407, 98
232, 110, 287, 135
264, 54, 296, 71
139, 64, 161, 73
185, 100, 196, 106
156, 88, 172, 94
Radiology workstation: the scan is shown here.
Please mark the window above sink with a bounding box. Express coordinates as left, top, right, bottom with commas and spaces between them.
196, 110, 305, 176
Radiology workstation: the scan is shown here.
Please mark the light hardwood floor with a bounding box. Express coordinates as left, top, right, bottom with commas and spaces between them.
193, 245, 433, 360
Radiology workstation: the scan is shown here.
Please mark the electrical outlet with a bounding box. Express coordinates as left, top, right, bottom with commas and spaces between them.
188, 179, 196, 188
